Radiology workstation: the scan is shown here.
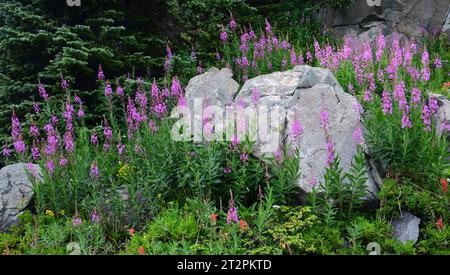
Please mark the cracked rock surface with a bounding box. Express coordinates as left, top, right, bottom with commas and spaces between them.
317, 0, 450, 44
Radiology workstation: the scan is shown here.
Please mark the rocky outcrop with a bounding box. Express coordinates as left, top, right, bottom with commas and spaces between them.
184, 65, 384, 200
234, 66, 381, 198
391, 211, 421, 244
318, 0, 450, 43
0, 163, 41, 230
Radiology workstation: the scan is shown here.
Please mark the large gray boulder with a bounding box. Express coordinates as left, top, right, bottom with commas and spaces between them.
391, 211, 421, 244
234, 65, 382, 198
183, 67, 240, 141
185, 67, 239, 109
0, 163, 41, 230
318, 0, 450, 43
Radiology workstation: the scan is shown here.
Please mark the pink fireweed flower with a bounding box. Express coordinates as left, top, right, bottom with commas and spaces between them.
77, 105, 85, 118
364, 89, 372, 102
104, 83, 113, 98
306, 50, 313, 64
103, 120, 113, 140
13, 140, 26, 154
231, 134, 240, 146
11, 111, 22, 140
97, 64, 105, 81
352, 126, 363, 145
29, 125, 39, 138
154, 102, 167, 116
281, 40, 290, 50
422, 105, 432, 132
59, 156, 68, 167
64, 132, 74, 153
38, 83, 49, 101
45, 160, 55, 174
309, 176, 318, 188
325, 140, 335, 166
220, 31, 228, 43
151, 80, 159, 100
265, 18, 272, 35
74, 94, 81, 104
290, 48, 297, 65
223, 167, 232, 174
197, 65, 204, 74
376, 33, 385, 61
171, 76, 182, 97
90, 163, 99, 179
2, 145, 11, 157
72, 217, 82, 226
90, 134, 98, 145
411, 88, 421, 105
240, 153, 249, 163
429, 98, 439, 115
31, 141, 40, 160
51, 114, 59, 125
178, 95, 186, 107
289, 118, 304, 140
117, 143, 125, 157
434, 57, 442, 68
251, 87, 260, 105
421, 49, 429, 65
320, 108, 329, 132
382, 90, 393, 114
60, 74, 69, 91
33, 101, 41, 114
348, 83, 354, 95
26, 163, 38, 178
116, 85, 124, 97
103, 142, 110, 152
401, 112, 412, 129
421, 66, 430, 82
227, 207, 238, 224
91, 209, 100, 223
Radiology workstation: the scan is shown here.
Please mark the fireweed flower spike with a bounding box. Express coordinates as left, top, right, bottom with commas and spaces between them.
227, 190, 239, 224
60, 73, 69, 91
38, 80, 49, 101
72, 216, 82, 226
97, 64, 105, 81
90, 163, 100, 179
229, 12, 237, 32
2, 143, 11, 157
91, 209, 100, 223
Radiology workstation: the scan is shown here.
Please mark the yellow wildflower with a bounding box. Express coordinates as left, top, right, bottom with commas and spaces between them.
45, 209, 55, 217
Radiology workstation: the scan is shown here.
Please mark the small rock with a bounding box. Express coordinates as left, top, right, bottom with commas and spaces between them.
0, 163, 42, 231
391, 211, 421, 244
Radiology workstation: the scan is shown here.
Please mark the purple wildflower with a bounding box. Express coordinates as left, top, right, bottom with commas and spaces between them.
98, 64, 105, 81
325, 140, 335, 166
91, 209, 100, 223
46, 160, 55, 174
72, 217, 82, 226
220, 31, 228, 43
401, 113, 412, 129
227, 207, 238, 224
90, 163, 99, 179
224, 167, 232, 174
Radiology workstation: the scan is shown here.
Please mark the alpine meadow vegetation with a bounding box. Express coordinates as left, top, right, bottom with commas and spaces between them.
0, 1, 449, 256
